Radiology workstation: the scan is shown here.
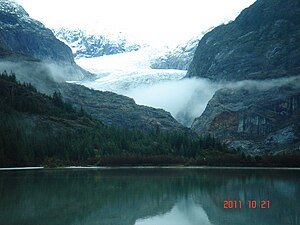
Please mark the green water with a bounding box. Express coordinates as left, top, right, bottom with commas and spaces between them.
0, 168, 299, 225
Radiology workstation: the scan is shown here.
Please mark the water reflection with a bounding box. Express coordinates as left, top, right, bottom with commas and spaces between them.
0, 168, 299, 225
136, 198, 212, 225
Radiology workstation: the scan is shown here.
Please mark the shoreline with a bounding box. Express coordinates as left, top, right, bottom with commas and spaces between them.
0, 166, 300, 171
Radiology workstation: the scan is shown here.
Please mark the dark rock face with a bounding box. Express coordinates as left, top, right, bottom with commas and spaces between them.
188, 0, 300, 154
0, 1, 73, 63
58, 83, 185, 131
192, 78, 300, 154
187, 0, 300, 81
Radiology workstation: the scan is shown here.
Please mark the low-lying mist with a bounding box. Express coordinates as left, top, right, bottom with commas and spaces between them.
126, 78, 219, 126
125, 75, 300, 126
226, 76, 300, 90
2, 58, 298, 128
0, 60, 92, 95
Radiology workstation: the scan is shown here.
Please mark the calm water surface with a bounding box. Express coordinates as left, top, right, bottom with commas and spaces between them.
0, 168, 299, 225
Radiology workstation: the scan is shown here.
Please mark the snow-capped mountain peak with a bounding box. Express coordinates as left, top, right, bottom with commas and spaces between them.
53, 28, 142, 59
150, 30, 214, 70
0, 0, 28, 17
0, 0, 53, 35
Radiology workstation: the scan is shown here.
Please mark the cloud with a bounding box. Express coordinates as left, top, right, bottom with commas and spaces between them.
126, 78, 219, 126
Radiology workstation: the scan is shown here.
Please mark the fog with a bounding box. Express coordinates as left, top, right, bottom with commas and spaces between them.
1, 59, 298, 128
126, 78, 219, 126
125, 75, 300, 126
0, 60, 93, 93
0, 61, 55, 93
226, 76, 300, 90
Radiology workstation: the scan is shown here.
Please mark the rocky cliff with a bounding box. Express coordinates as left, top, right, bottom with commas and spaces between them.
188, 0, 300, 154
187, 0, 300, 81
192, 77, 300, 154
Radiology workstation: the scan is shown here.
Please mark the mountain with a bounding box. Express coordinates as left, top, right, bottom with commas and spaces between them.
53, 28, 141, 59
0, 0, 94, 81
0, 0, 185, 133
192, 77, 300, 155
150, 36, 201, 70
187, 0, 300, 81
57, 82, 185, 131
0, 0, 72, 62
2, 72, 241, 168
0, 72, 193, 166
188, 0, 300, 154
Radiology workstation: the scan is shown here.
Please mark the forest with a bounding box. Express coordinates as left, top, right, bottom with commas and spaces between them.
0, 71, 299, 167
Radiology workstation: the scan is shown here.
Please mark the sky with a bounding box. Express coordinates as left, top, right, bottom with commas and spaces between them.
15, 0, 256, 47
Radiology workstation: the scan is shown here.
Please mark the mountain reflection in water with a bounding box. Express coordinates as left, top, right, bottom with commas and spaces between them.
135, 198, 211, 225
0, 168, 299, 225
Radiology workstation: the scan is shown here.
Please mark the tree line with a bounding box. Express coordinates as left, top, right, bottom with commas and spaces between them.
1, 71, 299, 167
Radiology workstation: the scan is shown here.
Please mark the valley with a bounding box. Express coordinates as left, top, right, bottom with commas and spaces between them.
0, 0, 299, 164
73, 47, 214, 126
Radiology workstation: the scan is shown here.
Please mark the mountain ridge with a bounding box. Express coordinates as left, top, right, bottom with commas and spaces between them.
186, 0, 300, 81
0, 0, 73, 63
188, 0, 300, 154
53, 28, 141, 59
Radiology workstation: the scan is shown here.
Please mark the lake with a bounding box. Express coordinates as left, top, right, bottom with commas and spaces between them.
0, 167, 299, 225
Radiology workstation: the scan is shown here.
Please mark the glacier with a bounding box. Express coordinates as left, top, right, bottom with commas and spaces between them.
72, 47, 217, 126
75, 47, 186, 94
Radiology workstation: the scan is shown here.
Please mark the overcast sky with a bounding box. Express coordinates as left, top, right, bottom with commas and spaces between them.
15, 0, 256, 46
